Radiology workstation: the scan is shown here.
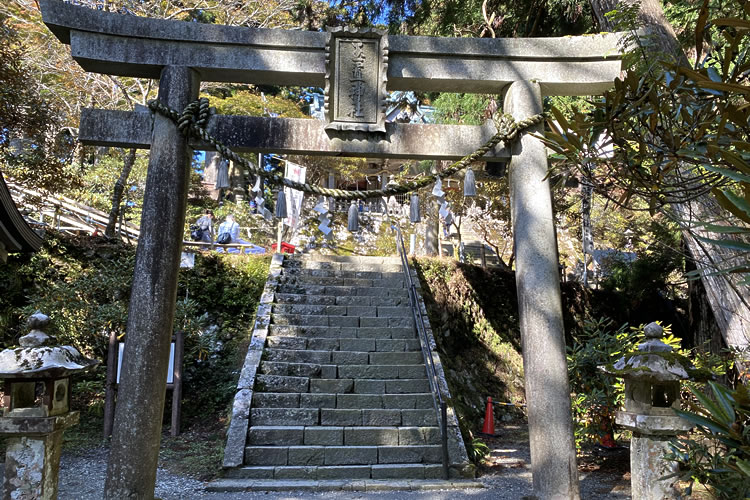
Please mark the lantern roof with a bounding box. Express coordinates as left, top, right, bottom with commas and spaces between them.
0, 312, 98, 379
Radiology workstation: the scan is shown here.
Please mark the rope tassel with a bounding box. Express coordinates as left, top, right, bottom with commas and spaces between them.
275, 190, 287, 219
410, 194, 421, 223
464, 167, 476, 197
347, 202, 359, 232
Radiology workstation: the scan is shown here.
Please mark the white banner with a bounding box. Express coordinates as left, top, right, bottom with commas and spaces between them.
284, 161, 306, 230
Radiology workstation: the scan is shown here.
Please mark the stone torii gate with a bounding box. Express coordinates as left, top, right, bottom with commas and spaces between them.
39, 1, 622, 498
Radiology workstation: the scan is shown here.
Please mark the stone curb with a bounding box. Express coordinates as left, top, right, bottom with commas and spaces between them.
206, 478, 483, 492
409, 264, 473, 475
223, 253, 285, 468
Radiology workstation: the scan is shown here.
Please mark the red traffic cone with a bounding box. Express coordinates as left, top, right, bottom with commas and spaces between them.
482, 397, 495, 435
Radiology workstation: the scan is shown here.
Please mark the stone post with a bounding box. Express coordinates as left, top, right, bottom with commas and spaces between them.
104, 66, 199, 500
504, 80, 580, 499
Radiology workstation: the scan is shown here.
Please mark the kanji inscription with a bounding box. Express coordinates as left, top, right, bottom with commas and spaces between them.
325, 28, 387, 134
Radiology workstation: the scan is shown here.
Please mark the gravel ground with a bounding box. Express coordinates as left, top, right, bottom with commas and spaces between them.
53, 450, 628, 500
2, 425, 631, 499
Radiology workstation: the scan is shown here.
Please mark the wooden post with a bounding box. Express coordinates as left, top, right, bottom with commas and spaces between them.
103, 329, 118, 439
171, 330, 184, 437
276, 220, 283, 254
438, 224, 443, 257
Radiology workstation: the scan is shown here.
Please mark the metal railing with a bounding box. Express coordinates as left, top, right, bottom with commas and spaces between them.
391, 223, 449, 480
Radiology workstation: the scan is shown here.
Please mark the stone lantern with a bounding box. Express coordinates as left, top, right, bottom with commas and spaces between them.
601, 322, 694, 500
0, 311, 98, 500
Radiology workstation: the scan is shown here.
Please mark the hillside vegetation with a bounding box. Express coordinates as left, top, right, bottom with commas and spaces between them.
412, 257, 689, 443
0, 232, 270, 477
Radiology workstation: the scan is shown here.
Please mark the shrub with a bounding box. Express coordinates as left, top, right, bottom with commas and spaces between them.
667, 381, 750, 499
2, 232, 270, 427
466, 437, 491, 465
567, 318, 639, 450
10, 235, 135, 357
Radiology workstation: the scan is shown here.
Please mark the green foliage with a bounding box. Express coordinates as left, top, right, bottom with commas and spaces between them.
1, 232, 270, 426
466, 437, 491, 465
540, 8, 750, 283
178, 253, 270, 328
663, 0, 747, 53
385, 0, 593, 38
6, 236, 136, 357
0, 14, 77, 193
667, 381, 750, 499
68, 151, 149, 226
432, 93, 491, 125
567, 318, 640, 450
413, 258, 525, 441
207, 90, 307, 118
599, 220, 684, 300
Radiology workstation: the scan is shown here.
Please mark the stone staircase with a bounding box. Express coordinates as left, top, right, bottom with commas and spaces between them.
213, 253, 474, 492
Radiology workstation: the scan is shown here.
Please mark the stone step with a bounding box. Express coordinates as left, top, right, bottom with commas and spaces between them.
247, 426, 440, 446
276, 284, 409, 298
279, 268, 405, 280
278, 276, 406, 288
272, 304, 412, 317
251, 392, 435, 409
264, 349, 425, 366
250, 407, 437, 427
268, 325, 416, 340
285, 261, 403, 273
266, 336, 421, 352
210, 476, 477, 490
260, 361, 427, 380
243, 445, 442, 466
256, 376, 431, 395
287, 255, 402, 265
271, 314, 412, 328
274, 293, 408, 307
259, 361, 333, 378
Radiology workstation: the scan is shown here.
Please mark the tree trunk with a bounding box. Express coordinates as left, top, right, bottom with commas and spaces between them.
581, 178, 593, 287
589, 0, 750, 354
105, 148, 137, 238
589, 0, 688, 66
686, 251, 724, 352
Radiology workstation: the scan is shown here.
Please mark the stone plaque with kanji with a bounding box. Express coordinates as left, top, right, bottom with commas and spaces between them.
325, 28, 387, 134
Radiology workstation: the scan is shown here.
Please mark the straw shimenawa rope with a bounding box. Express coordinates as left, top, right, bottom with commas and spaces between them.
148, 97, 543, 200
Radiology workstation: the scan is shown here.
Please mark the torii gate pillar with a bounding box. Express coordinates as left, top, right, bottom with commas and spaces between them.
505, 80, 580, 499
104, 65, 199, 499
